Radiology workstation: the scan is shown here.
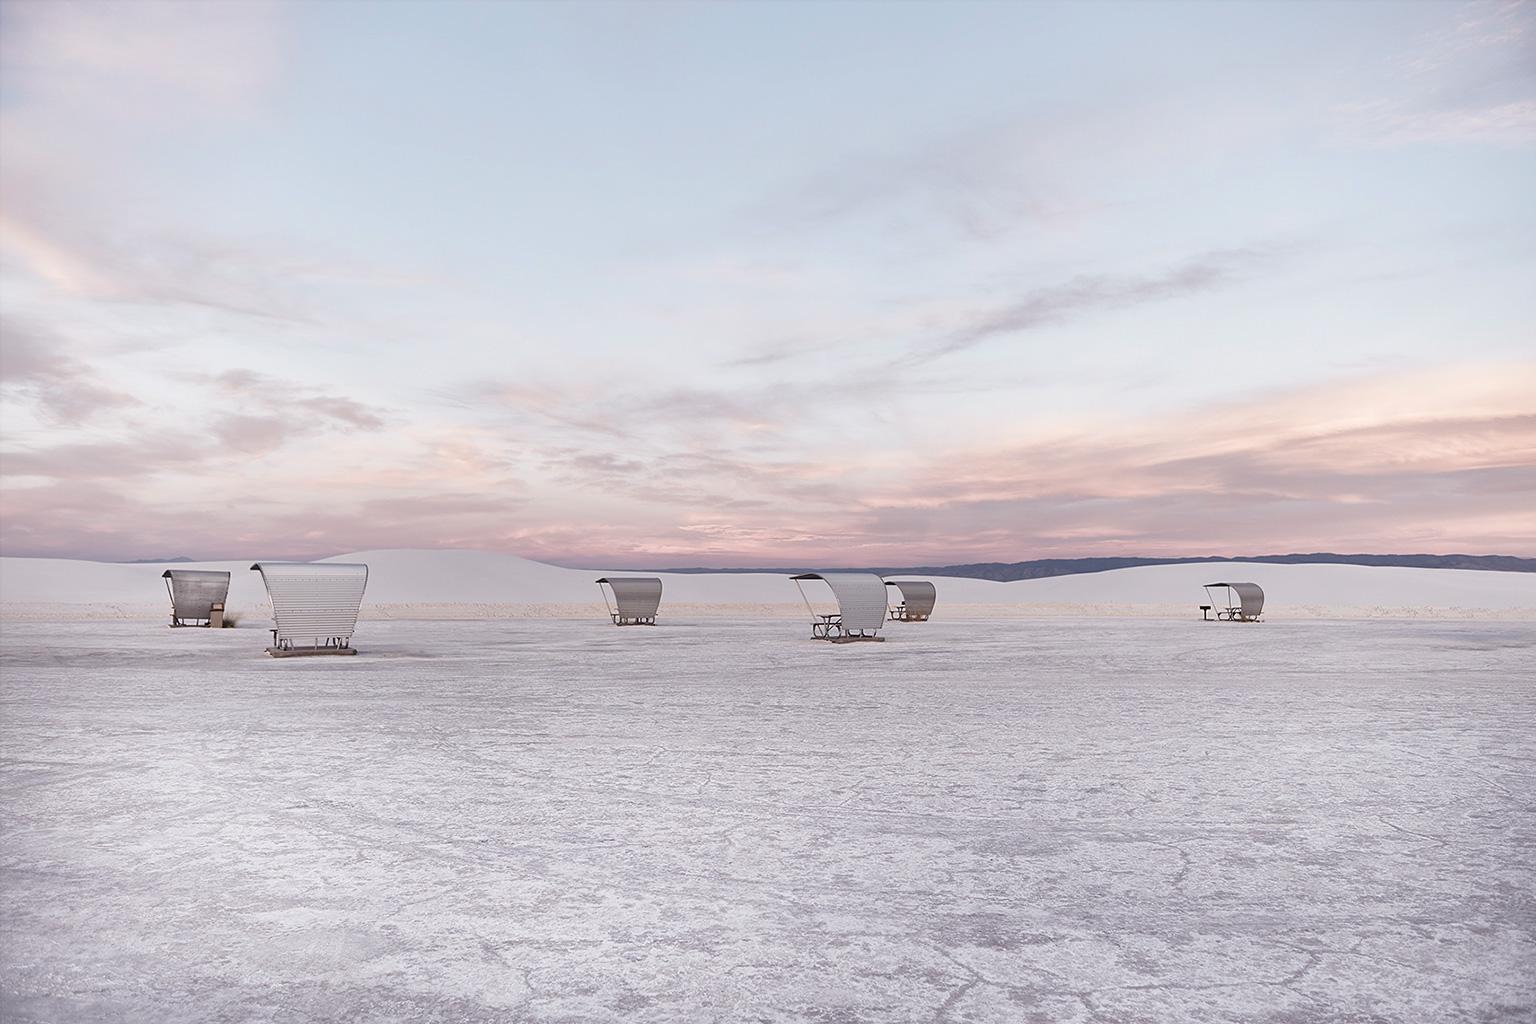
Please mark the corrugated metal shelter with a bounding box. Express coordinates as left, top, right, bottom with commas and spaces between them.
1204, 581, 1264, 622
162, 569, 230, 627
883, 579, 937, 622
596, 577, 663, 625
791, 573, 887, 642
250, 562, 369, 655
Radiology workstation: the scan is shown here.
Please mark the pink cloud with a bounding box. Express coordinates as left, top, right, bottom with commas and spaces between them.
3, 363, 1532, 563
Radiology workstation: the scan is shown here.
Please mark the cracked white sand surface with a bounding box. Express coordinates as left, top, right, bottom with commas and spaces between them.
2, 616, 1533, 1023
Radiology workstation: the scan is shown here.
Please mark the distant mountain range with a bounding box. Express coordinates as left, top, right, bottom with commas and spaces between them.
658, 553, 1536, 581
103, 551, 1536, 579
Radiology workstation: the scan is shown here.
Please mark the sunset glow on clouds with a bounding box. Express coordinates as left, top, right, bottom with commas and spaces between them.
1, 0, 1533, 564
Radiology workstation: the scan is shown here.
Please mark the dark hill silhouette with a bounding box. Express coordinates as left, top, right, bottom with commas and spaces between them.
654, 553, 1534, 581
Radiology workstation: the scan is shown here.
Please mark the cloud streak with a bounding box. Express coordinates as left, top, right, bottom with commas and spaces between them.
0, 317, 141, 423
4, 362, 1530, 563
928, 248, 1275, 358
1330, 0, 1536, 147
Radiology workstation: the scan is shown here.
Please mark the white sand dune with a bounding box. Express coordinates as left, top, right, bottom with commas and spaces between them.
1, 548, 1533, 620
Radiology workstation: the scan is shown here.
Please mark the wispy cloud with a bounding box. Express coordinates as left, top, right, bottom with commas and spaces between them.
0, 199, 427, 322
760, 111, 1083, 241
833, 364, 1536, 560
0, 317, 141, 423
3, 367, 390, 482
1334, 98, 1536, 148
1, 435, 204, 481
1331, 0, 1536, 147
928, 248, 1276, 358
205, 370, 389, 431
10, 361, 1527, 563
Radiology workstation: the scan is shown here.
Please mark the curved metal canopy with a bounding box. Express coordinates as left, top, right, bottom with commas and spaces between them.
162, 569, 230, 623
251, 562, 369, 647
595, 577, 663, 621
883, 579, 937, 618
1204, 581, 1265, 619
791, 572, 889, 632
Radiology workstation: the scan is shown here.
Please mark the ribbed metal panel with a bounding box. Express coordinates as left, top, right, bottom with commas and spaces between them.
595, 577, 663, 619
162, 570, 230, 621
250, 562, 368, 646
884, 579, 937, 617
792, 573, 888, 631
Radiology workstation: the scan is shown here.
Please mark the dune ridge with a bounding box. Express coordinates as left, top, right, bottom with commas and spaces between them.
3, 549, 1534, 621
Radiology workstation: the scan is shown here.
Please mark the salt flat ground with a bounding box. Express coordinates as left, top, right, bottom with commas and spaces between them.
2, 616, 1533, 1024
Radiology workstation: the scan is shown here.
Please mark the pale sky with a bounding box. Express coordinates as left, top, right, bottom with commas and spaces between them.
1, 0, 1532, 565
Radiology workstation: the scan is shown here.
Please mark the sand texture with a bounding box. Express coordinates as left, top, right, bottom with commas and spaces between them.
2, 615, 1533, 1023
